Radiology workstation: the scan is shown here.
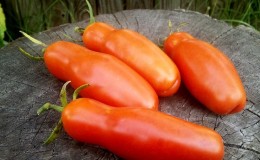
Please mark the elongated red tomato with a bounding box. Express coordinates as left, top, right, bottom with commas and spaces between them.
62, 98, 224, 160
82, 22, 181, 97
164, 32, 246, 114
44, 41, 158, 109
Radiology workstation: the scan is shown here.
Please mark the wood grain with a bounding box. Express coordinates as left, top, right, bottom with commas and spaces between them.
0, 9, 259, 160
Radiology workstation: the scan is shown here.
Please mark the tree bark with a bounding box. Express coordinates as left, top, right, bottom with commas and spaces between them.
0, 9, 259, 160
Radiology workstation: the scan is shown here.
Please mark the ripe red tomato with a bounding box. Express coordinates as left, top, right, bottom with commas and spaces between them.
44, 41, 158, 109
82, 22, 181, 97
62, 98, 224, 160
164, 32, 246, 114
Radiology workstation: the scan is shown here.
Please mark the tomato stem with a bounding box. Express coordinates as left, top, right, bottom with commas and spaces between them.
73, 83, 90, 100
74, 27, 85, 34
44, 118, 63, 144
20, 31, 47, 47
19, 47, 44, 61
61, 33, 80, 42
19, 31, 47, 61
75, 0, 95, 35
168, 20, 173, 35
37, 81, 90, 144
60, 81, 71, 107
85, 0, 95, 25
157, 37, 166, 49
37, 103, 63, 115
39, 81, 71, 144
167, 21, 189, 35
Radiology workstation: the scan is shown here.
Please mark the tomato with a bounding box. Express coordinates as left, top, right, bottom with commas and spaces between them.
62, 98, 224, 160
44, 41, 158, 109
164, 32, 246, 114
82, 22, 181, 97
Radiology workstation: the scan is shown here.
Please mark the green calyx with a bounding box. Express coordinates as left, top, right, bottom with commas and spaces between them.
74, 0, 95, 35
19, 31, 47, 61
86, 0, 95, 25
19, 47, 44, 61
37, 81, 89, 144
74, 27, 85, 35
167, 20, 189, 35
20, 31, 47, 47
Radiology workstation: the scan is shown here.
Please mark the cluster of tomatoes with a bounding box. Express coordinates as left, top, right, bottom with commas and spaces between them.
22, 14, 246, 159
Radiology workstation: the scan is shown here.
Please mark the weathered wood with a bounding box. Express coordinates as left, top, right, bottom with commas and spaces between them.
0, 9, 259, 160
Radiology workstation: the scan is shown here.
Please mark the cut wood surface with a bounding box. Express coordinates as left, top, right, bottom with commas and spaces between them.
0, 9, 259, 160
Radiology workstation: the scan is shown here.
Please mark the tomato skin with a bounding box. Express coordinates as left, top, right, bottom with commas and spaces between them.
164, 32, 246, 114
83, 22, 181, 97
44, 41, 158, 109
83, 22, 114, 52
62, 98, 224, 160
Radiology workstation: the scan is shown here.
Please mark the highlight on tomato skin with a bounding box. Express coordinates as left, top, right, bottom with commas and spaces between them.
37, 81, 224, 160
62, 98, 224, 160
164, 32, 247, 115
82, 22, 181, 97
43, 41, 159, 110
83, 22, 115, 52
164, 32, 194, 55
18, 30, 159, 110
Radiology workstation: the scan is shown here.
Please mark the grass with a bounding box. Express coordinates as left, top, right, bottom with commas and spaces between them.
2, 0, 260, 42
210, 0, 260, 29
3, 0, 88, 41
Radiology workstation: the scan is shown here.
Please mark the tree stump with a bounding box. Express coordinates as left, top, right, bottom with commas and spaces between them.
0, 9, 259, 160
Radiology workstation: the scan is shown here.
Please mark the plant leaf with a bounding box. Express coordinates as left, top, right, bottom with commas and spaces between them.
0, 3, 6, 47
